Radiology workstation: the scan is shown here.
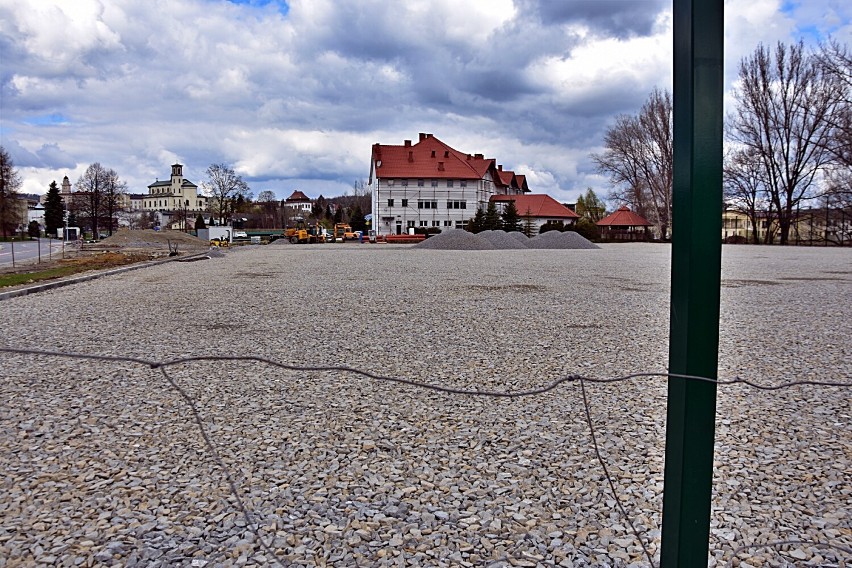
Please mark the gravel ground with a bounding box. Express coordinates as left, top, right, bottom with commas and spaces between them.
0, 243, 849, 567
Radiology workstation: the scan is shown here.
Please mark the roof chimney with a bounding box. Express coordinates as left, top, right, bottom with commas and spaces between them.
404, 140, 411, 147
408, 151, 414, 162
427, 133, 433, 138
475, 153, 484, 159
438, 162, 445, 171
498, 165, 502, 171
419, 132, 426, 142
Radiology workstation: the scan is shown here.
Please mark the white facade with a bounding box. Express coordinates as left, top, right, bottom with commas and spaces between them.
371, 176, 495, 236
143, 164, 207, 212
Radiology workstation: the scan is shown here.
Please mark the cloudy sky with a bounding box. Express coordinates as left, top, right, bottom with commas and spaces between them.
1, 0, 849, 203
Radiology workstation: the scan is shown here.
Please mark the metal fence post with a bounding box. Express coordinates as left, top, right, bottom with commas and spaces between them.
661, 0, 724, 566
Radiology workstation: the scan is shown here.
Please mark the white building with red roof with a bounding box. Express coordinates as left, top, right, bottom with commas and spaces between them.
283, 190, 313, 215
490, 194, 579, 233
369, 133, 528, 236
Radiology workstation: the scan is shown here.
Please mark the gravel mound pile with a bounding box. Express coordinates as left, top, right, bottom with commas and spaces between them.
414, 229, 493, 250
477, 230, 529, 249
507, 231, 530, 244
527, 230, 600, 249
97, 229, 208, 251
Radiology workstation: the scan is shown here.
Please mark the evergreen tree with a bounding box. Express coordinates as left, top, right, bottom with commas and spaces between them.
44, 180, 65, 237
349, 204, 366, 232
467, 208, 486, 233
195, 214, 207, 230
501, 199, 521, 232
484, 200, 502, 231
572, 217, 601, 241
28, 220, 41, 237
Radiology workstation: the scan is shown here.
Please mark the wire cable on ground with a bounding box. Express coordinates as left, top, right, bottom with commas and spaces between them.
1, 346, 850, 568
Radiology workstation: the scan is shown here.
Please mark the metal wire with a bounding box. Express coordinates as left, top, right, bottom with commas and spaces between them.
1, 345, 850, 568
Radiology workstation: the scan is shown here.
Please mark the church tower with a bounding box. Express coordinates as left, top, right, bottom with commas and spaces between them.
171, 163, 184, 197
61, 175, 71, 196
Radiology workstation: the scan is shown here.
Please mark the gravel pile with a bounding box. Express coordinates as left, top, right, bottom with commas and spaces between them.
477, 230, 530, 249
96, 229, 209, 251
413, 229, 493, 250
507, 231, 530, 244
527, 231, 601, 250
0, 244, 849, 567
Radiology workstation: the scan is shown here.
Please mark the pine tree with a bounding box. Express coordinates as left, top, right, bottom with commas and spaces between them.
44, 180, 65, 237
467, 208, 486, 233
501, 199, 521, 232
195, 214, 207, 230
350, 204, 366, 232
484, 201, 502, 231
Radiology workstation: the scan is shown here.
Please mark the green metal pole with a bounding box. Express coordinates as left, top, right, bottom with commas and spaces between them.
660, 0, 724, 566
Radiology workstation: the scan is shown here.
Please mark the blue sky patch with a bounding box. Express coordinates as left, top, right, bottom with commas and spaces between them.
24, 113, 68, 126
226, 0, 289, 15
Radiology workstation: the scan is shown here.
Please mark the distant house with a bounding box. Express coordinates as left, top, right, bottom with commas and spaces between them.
369, 133, 527, 236
283, 190, 313, 216
490, 194, 579, 234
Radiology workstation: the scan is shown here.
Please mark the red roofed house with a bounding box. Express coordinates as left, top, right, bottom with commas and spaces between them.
369, 133, 527, 236
283, 190, 313, 215
596, 205, 653, 241
490, 194, 579, 233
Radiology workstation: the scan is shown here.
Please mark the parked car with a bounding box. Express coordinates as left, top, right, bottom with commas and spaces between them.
234, 230, 248, 238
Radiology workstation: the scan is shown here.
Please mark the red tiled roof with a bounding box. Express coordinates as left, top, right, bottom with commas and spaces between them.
515, 174, 529, 192
372, 134, 497, 180
596, 205, 652, 227
286, 190, 311, 203
490, 194, 580, 219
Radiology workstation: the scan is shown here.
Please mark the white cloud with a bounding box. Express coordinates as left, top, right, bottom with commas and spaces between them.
0, 0, 846, 203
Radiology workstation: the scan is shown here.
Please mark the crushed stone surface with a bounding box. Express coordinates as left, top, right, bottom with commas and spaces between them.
0, 243, 849, 567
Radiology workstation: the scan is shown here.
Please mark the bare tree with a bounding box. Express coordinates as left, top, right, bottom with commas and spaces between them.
592, 88, 673, 239
203, 163, 250, 225
724, 147, 774, 244
729, 41, 846, 244
0, 146, 23, 237
102, 168, 127, 236
75, 162, 111, 238
816, 39, 852, 207
256, 190, 279, 228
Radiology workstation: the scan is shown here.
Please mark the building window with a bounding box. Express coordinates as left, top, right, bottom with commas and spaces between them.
387, 179, 395, 187
407, 220, 415, 228
444, 220, 452, 227
447, 180, 454, 187
401, 180, 408, 187
431, 179, 438, 187
446, 200, 467, 209
460, 180, 467, 187
455, 220, 468, 229
417, 179, 425, 187
432, 221, 441, 227
418, 200, 438, 209
420, 221, 428, 227
401, 199, 408, 207
387, 199, 394, 207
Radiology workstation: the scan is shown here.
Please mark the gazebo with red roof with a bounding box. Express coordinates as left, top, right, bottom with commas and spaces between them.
596, 205, 653, 241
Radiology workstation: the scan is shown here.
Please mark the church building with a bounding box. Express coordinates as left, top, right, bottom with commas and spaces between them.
142, 163, 207, 213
